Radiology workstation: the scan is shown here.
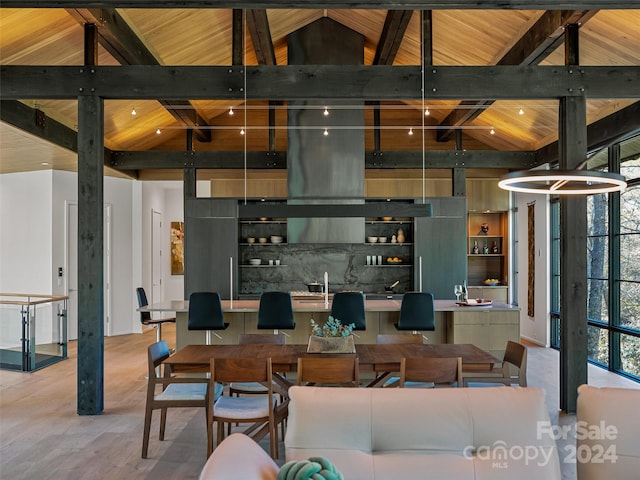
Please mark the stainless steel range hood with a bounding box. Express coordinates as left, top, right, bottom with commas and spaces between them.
286, 18, 365, 244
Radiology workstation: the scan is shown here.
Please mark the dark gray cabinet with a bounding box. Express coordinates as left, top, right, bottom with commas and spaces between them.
414, 197, 467, 300
185, 198, 238, 299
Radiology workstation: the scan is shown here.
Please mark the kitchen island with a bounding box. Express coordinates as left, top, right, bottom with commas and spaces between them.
141, 298, 519, 358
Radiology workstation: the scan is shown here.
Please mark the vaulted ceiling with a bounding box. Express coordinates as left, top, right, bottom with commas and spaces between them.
1, 4, 639, 179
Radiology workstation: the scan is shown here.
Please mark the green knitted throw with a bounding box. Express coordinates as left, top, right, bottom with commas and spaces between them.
277, 457, 344, 480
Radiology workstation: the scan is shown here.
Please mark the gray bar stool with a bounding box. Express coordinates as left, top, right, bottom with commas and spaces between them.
395, 292, 435, 338
257, 291, 296, 335
136, 287, 175, 343
330, 291, 366, 331
188, 292, 229, 344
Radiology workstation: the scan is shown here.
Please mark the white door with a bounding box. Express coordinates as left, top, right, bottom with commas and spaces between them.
151, 210, 163, 317
66, 202, 112, 340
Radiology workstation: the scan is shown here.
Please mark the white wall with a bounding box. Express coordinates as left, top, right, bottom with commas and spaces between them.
514, 192, 550, 347
0, 171, 54, 346
0, 171, 53, 293
1, 170, 139, 338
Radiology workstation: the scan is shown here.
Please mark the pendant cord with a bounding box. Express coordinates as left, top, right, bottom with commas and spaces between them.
421, 12, 426, 203
243, 9, 247, 205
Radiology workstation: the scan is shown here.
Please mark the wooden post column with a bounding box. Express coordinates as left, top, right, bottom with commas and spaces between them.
77, 22, 104, 416
559, 23, 588, 414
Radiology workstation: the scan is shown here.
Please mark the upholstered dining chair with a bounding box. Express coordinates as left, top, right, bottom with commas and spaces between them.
142, 340, 223, 459
209, 357, 286, 459
136, 287, 175, 343
400, 356, 462, 388
257, 291, 296, 334
395, 292, 436, 336
229, 334, 286, 398
297, 355, 360, 387
188, 292, 229, 344
330, 291, 366, 331
462, 340, 527, 387
375, 333, 425, 387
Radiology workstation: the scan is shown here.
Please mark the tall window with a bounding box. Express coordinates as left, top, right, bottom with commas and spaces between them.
550, 135, 640, 381
618, 157, 640, 377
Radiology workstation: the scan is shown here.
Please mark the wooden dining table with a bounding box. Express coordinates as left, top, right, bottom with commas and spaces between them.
164, 343, 499, 389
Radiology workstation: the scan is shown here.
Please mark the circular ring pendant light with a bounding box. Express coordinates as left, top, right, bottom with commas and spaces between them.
498, 169, 627, 195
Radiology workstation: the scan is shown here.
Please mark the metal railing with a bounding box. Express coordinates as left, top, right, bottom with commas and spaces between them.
0, 293, 68, 372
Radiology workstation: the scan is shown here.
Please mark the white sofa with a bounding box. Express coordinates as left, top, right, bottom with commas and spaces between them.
576, 385, 640, 480
198, 433, 279, 480
284, 386, 560, 480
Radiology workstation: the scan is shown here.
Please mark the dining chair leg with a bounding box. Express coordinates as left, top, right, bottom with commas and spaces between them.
142, 407, 153, 458
159, 407, 167, 440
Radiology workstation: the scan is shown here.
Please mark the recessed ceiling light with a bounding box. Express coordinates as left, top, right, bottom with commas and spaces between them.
518, 107, 524, 115
424, 107, 430, 116
408, 128, 414, 136
240, 128, 245, 135
323, 107, 329, 116
156, 128, 161, 135
131, 107, 137, 116
323, 128, 329, 136
490, 127, 495, 135
229, 107, 234, 115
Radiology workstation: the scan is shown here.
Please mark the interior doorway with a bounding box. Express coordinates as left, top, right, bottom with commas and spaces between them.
151, 209, 163, 317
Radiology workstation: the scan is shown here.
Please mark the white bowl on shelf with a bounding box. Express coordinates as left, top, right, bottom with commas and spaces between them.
378, 236, 387, 243
258, 237, 268, 244
270, 235, 283, 244
249, 258, 261, 266
367, 236, 378, 243
246, 236, 255, 244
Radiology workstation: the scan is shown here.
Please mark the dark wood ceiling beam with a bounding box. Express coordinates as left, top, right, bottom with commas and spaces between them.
109, 149, 535, 169
0, 99, 127, 175
247, 10, 276, 65
373, 10, 413, 66
535, 101, 640, 167
232, 9, 244, 65
4, 1, 636, 10
3, 65, 639, 100
437, 9, 597, 142
67, 8, 212, 142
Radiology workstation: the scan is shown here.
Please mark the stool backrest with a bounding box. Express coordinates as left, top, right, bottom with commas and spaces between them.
258, 292, 295, 330
188, 292, 225, 330
331, 291, 366, 330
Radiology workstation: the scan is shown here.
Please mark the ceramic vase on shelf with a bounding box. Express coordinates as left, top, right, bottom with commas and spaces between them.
397, 228, 405, 244
391, 234, 397, 244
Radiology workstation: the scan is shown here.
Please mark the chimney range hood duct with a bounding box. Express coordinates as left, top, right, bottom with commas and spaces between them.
287, 18, 365, 244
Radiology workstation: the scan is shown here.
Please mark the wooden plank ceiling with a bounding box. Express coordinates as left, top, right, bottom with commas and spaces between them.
0, 7, 639, 177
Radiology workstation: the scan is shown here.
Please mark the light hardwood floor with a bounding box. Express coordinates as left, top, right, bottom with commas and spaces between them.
0, 326, 637, 480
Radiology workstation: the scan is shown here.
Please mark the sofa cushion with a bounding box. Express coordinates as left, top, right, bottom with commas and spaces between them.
199, 433, 278, 480
577, 385, 640, 480
285, 386, 561, 480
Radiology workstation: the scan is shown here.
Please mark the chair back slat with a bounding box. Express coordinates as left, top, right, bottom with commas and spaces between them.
212, 357, 272, 384
148, 340, 170, 378
400, 357, 462, 387
297, 356, 359, 386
